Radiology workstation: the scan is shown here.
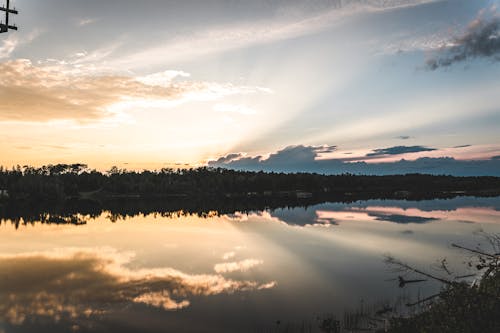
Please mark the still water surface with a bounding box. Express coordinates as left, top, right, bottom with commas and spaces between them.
1, 197, 499, 332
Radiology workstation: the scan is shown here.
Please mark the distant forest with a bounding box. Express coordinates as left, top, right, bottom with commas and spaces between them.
1, 163, 499, 202
1, 164, 500, 226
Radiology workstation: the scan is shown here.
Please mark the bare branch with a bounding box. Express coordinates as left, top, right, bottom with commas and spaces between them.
451, 243, 499, 259
385, 255, 453, 285
405, 293, 441, 307
440, 259, 452, 275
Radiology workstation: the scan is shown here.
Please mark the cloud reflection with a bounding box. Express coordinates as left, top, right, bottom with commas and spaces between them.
267, 204, 500, 227
0, 248, 276, 329
214, 259, 264, 274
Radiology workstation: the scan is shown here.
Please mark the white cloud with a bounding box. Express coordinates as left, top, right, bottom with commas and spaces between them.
0, 29, 40, 60
222, 251, 236, 260
0, 34, 18, 59
0, 59, 272, 122
376, 32, 452, 55
109, 0, 440, 69
77, 18, 98, 27
133, 291, 190, 311
214, 259, 264, 274
137, 70, 191, 87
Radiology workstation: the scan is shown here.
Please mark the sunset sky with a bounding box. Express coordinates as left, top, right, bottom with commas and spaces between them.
1, 0, 499, 172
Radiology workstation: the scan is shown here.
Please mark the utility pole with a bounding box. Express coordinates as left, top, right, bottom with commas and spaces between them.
0, 0, 18, 33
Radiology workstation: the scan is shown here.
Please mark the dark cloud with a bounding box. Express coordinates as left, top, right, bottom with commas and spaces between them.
264, 145, 319, 166
453, 145, 472, 148
369, 213, 438, 224
491, 155, 500, 160
426, 9, 500, 70
270, 207, 323, 227
265, 145, 336, 163
212, 153, 244, 164
213, 145, 336, 171
208, 145, 500, 176
396, 135, 411, 140
366, 145, 436, 157
314, 145, 337, 153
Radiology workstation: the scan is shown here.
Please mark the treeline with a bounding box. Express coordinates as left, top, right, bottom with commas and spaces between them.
1, 164, 500, 201
1, 163, 500, 202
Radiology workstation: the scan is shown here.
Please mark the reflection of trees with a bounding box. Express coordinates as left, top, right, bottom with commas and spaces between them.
1, 197, 499, 229
0, 196, 317, 227
1, 164, 499, 227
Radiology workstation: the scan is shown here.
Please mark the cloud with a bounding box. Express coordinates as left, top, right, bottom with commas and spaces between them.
222, 251, 236, 260
366, 145, 436, 157
0, 34, 18, 60
132, 291, 190, 311
369, 213, 438, 224
265, 145, 335, 164
0, 60, 270, 122
453, 144, 472, 149
379, 31, 451, 55
314, 145, 338, 153
109, 0, 440, 69
0, 30, 41, 60
208, 144, 500, 176
0, 248, 275, 329
136, 70, 191, 86
77, 18, 98, 27
267, 145, 337, 161
214, 259, 264, 274
210, 145, 337, 171
396, 135, 411, 140
212, 153, 245, 164
426, 7, 500, 70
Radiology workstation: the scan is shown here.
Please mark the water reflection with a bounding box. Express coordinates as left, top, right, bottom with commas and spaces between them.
0, 248, 275, 332
2, 197, 499, 228
270, 197, 500, 226
0, 197, 499, 332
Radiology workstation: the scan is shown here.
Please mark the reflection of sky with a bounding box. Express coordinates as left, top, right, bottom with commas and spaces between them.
0, 248, 275, 332
290, 205, 500, 225
271, 196, 500, 225
1, 197, 500, 332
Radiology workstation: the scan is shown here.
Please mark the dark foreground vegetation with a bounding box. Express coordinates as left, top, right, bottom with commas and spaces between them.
273, 235, 500, 333
381, 239, 500, 333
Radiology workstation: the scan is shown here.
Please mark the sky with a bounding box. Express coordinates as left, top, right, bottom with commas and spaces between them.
0, 0, 499, 174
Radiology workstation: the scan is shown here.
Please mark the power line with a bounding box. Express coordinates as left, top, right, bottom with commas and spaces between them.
0, 0, 18, 33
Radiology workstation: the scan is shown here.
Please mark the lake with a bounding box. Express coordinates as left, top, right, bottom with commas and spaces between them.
1, 196, 499, 332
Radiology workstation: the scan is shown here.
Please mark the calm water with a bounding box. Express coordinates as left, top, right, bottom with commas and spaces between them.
1, 197, 500, 332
